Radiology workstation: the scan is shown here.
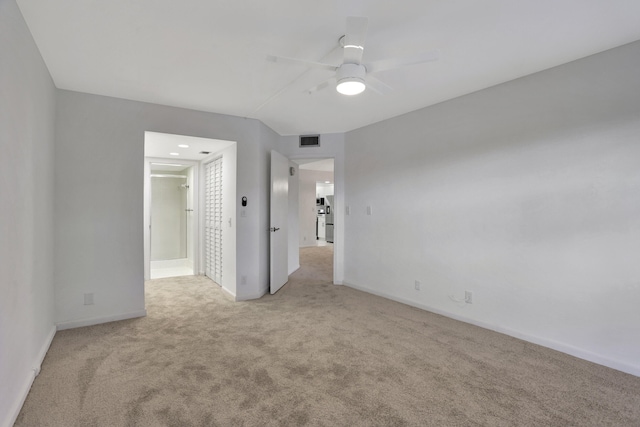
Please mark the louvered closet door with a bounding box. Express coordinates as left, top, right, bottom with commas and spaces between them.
205, 157, 223, 285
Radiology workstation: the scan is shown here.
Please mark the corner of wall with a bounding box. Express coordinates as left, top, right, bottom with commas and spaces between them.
4, 325, 56, 427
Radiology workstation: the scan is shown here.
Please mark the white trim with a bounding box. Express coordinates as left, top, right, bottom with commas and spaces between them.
237, 289, 268, 301
56, 310, 147, 331
5, 325, 56, 427
149, 174, 188, 178
343, 281, 640, 378
33, 325, 56, 376
220, 286, 236, 299
288, 264, 300, 275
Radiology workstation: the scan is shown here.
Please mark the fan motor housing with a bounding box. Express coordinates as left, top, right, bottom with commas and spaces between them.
336, 63, 366, 85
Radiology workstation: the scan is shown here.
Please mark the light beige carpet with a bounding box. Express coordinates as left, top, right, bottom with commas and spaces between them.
16, 246, 640, 426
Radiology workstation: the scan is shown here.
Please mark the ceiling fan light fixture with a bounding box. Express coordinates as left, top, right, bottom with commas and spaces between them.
336, 63, 366, 96
337, 78, 366, 95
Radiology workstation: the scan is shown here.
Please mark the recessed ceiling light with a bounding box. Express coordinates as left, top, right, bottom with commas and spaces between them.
169, 152, 179, 156
178, 144, 189, 148
325, 181, 331, 184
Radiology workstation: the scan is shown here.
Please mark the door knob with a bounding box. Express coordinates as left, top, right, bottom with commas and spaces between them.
270, 227, 280, 232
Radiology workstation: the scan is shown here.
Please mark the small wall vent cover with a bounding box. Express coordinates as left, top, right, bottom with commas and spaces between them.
299, 135, 320, 147
200, 151, 211, 154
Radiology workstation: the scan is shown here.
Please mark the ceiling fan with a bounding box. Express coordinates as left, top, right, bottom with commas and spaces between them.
267, 16, 439, 96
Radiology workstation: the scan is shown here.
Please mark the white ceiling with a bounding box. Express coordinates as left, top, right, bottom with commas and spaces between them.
16, 0, 640, 136
145, 131, 235, 161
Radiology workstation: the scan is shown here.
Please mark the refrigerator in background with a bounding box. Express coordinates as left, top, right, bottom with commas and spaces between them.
325, 195, 334, 243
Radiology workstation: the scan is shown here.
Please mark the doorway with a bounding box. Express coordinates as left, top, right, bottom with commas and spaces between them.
143, 131, 237, 284
149, 166, 194, 278
292, 158, 335, 280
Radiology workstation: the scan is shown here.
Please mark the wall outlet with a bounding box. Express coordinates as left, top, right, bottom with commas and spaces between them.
84, 293, 94, 305
414, 280, 421, 291
464, 291, 473, 304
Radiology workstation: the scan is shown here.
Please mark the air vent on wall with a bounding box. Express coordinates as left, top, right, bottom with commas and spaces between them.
299, 135, 320, 147
200, 151, 211, 155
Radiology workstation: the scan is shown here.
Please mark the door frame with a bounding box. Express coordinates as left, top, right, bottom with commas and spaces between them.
144, 157, 200, 280
288, 155, 338, 285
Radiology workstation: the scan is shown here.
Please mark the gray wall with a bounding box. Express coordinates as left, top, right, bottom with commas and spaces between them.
54, 90, 272, 326
0, 0, 57, 425
344, 41, 640, 376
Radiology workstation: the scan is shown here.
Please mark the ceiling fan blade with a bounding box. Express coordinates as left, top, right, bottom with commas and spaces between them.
365, 83, 383, 95
343, 16, 368, 64
366, 49, 439, 74
267, 55, 337, 72
306, 78, 335, 94
366, 74, 394, 94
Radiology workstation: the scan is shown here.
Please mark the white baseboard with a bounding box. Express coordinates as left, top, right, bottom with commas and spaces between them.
33, 325, 56, 376
56, 310, 147, 331
221, 285, 236, 299
236, 288, 268, 301
5, 325, 56, 427
343, 281, 640, 378
288, 264, 300, 275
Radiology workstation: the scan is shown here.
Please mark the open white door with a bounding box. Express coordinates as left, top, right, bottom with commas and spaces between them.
270, 150, 289, 294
